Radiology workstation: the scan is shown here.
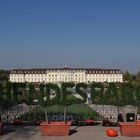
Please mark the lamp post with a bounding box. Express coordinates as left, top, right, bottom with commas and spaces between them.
116, 85, 121, 122
44, 85, 48, 122
135, 99, 140, 122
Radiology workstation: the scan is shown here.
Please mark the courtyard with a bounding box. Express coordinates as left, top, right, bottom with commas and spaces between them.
1, 125, 140, 140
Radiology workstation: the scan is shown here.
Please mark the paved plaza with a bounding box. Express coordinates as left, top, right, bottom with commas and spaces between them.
1, 125, 140, 140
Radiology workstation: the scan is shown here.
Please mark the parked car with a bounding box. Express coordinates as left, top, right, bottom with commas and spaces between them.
83, 119, 95, 125
102, 118, 119, 127
102, 118, 112, 126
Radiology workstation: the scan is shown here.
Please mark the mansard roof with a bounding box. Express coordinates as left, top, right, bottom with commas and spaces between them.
10, 68, 122, 74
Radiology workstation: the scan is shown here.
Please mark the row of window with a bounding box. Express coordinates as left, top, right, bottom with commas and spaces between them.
11, 78, 84, 82
87, 74, 122, 77
87, 70, 121, 74
87, 78, 122, 82
12, 70, 121, 74
11, 77, 122, 83
11, 74, 85, 78
11, 74, 122, 78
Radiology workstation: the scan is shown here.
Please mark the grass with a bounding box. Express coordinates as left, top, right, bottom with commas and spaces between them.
21, 103, 103, 121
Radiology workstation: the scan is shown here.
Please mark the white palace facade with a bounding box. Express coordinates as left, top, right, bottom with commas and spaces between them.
9, 67, 123, 83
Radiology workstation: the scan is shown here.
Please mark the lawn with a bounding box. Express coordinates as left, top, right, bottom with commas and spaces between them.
21, 103, 102, 121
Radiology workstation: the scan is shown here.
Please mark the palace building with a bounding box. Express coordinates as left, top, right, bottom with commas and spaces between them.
9, 67, 123, 83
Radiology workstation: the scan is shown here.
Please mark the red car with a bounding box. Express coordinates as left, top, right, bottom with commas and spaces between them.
83, 119, 95, 125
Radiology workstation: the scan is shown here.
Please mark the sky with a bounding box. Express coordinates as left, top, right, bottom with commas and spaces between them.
0, 0, 140, 73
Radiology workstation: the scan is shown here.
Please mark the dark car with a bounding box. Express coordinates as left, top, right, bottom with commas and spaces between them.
102, 118, 119, 127
102, 118, 112, 126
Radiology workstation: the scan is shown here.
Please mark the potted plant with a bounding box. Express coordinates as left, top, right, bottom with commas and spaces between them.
41, 120, 71, 136
120, 122, 140, 136
40, 83, 73, 136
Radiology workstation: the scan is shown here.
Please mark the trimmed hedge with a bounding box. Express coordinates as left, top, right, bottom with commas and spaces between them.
1, 82, 140, 107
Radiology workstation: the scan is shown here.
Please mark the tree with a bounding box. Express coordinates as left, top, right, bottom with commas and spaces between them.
136, 71, 140, 84
103, 83, 119, 105
135, 85, 140, 106
0, 70, 9, 81
61, 83, 75, 123
91, 83, 104, 104
43, 83, 61, 122
28, 83, 36, 105
75, 83, 88, 103
123, 71, 133, 82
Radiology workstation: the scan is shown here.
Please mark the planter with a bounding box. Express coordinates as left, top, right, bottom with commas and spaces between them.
0, 123, 3, 135
135, 121, 140, 125
120, 122, 140, 136
40, 121, 71, 136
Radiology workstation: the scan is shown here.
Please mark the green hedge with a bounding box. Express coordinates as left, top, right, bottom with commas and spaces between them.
1, 82, 140, 107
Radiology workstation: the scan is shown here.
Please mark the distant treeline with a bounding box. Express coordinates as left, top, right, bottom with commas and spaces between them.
0, 70, 9, 81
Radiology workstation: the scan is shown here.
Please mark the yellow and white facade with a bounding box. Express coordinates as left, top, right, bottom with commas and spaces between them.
9, 67, 123, 83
